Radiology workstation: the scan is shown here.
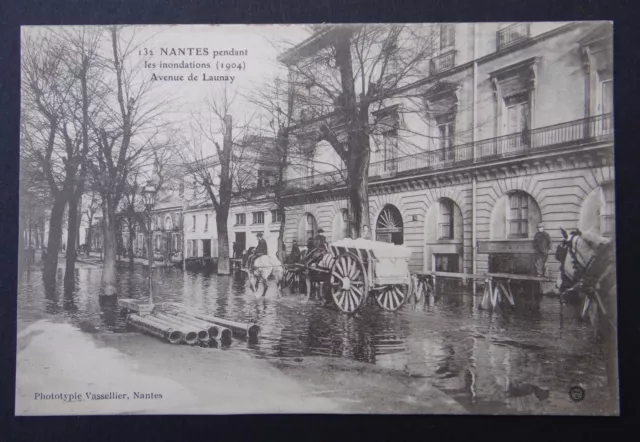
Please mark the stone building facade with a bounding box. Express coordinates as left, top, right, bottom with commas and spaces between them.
278, 22, 614, 280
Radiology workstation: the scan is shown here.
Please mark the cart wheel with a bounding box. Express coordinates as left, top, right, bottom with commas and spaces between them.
330, 252, 368, 314
375, 281, 411, 312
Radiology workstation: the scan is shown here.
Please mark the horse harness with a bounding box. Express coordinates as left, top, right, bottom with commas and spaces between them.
561, 232, 616, 319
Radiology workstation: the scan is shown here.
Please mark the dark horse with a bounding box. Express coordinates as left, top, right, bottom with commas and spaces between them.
555, 227, 618, 408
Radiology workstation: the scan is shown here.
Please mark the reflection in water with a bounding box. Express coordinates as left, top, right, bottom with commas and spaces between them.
17, 264, 615, 413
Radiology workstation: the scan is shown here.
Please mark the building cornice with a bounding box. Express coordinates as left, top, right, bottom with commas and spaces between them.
282, 140, 613, 205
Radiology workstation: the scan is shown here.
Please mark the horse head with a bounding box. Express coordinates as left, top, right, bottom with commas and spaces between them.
555, 228, 580, 290
556, 227, 609, 292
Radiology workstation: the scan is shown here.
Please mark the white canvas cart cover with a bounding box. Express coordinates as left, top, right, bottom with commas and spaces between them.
330, 239, 412, 281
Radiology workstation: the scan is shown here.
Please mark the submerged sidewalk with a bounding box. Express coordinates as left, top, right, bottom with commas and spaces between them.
16, 320, 466, 415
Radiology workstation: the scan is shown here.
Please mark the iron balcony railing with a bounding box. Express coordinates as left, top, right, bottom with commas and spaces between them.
282, 113, 613, 192
496, 23, 531, 50
430, 50, 456, 75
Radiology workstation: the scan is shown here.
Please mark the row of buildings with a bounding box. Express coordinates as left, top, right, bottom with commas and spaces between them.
102, 22, 614, 281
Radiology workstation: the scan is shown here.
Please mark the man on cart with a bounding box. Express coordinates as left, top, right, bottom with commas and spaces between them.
305, 229, 328, 266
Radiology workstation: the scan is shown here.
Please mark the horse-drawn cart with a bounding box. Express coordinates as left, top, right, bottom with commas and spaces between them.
290, 238, 414, 314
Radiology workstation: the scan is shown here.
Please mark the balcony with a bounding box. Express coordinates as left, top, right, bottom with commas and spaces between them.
282, 114, 613, 192
283, 169, 345, 191
430, 50, 456, 75
496, 23, 531, 50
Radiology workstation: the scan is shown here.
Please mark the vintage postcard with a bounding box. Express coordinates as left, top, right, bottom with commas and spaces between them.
17, 22, 617, 415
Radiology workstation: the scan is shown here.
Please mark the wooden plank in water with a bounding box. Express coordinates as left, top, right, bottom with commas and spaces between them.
416, 270, 484, 280
485, 272, 556, 282
415, 270, 555, 283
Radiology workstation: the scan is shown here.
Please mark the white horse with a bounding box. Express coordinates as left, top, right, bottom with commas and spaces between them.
243, 253, 285, 298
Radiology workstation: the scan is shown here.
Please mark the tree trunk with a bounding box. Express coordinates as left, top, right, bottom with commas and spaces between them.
43, 197, 67, 286
348, 164, 370, 239
28, 213, 33, 248
86, 223, 92, 255
100, 201, 118, 296
64, 193, 81, 290
76, 198, 82, 250
333, 30, 372, 238
39, 217, 45, 250
128, 220, 135, 267
216, 208, 230, 275
277, 205, 286, 263
19, 209, 27, 276
347, 112, 371, 239
35, 220, 41, 248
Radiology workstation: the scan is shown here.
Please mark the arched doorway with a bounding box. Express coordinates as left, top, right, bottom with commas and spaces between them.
331, 209, 350, 241
376, 204, 403, 245
297, 213, 318, 247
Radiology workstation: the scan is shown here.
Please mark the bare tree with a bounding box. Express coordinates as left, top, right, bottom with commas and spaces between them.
120, 145, 179, 268
51, 27, 104, 290
281, 25, 439, 237
21, 30, 80, 286
181, 87, 257, 275
19, 141, 51, 274
245, 77, 298, 259
88, 26, 174, 296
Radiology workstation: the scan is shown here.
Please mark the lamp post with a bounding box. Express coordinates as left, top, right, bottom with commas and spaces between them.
142, 182, 157, 303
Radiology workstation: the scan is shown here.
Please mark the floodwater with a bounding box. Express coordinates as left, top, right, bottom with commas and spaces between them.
18, 263, 617, 414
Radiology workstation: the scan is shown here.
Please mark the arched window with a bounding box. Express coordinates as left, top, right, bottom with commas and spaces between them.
438, 198, 454, 239
165, 215, 173, 231
489, 190, 541, 240
507, 191, 530, 238
298, 213, 317, 245
376, 204, 403, 244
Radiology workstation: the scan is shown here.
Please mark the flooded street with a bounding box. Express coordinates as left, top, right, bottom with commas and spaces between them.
18, 263, 616, 414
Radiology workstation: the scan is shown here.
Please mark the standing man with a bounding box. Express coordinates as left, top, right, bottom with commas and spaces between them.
289, 240, 301, 263
533, 222, 552, 292
360, 224, 371, 240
